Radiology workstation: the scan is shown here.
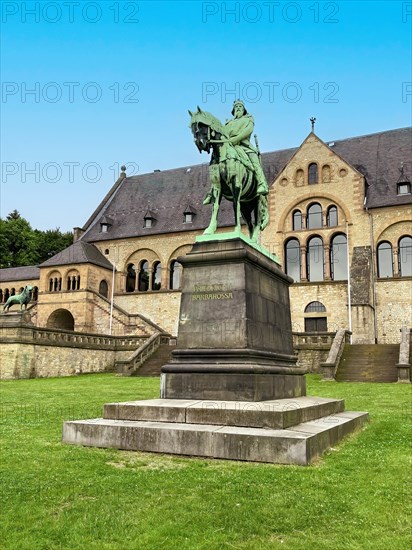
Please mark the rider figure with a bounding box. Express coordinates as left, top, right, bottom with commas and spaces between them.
203, 99, 269, 204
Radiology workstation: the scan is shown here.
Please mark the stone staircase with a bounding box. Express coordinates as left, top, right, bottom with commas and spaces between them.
133, 342, 176, 377
336, 344, 399, 382
63, 396, 368, 465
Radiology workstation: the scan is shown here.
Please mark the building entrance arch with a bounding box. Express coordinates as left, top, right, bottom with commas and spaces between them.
46, 309, 75, 331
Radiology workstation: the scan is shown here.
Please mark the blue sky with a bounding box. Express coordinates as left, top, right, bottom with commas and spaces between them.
1, 0, 411, 231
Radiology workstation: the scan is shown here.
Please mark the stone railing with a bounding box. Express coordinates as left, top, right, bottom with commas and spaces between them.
90, 291, 158, 337
292, 332, 336, 347
0, 322, 145, 351
396, 326, 411, 383
292, 332, 337, 372
320, 329, 352, 380
116, 332, 172, 376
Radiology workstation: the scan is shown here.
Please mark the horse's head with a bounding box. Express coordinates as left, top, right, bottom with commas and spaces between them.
188, 107, 226, 154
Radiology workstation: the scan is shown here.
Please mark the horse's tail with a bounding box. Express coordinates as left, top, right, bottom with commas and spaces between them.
258, 195, 269, 230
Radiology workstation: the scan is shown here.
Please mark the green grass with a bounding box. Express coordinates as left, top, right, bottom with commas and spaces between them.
0, 374, 411, 550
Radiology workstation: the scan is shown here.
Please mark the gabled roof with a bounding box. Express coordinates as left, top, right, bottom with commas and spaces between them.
79, 127, 411, 242
39, 241, 113, 270
0, 266, 40, 283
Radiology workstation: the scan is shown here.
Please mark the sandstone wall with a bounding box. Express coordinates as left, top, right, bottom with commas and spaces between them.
0, 323, 145, 380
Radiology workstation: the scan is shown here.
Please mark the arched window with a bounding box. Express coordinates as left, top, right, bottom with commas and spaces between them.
11, 288, 16, 296
327, 206, 338, 227
308, 163, 318, 184
67, 271, 80, 291
307, 236, 324, 281
307, 203, 323, 229
398, 236, 412, 277
99, 280, 109, 298
292, 210, 302, 230
0, 289, 3, 303
170, 260, 182, 290
152, 262, 162, 290
33, 287, 38, 301
50, 273, 62, 292
284, 239, 301, 282
4, 289, 10, 302
304, 302, 327, 332
305, 301, 326, 313
377, 242, 393, 278
126, 263, 136, 292
138, 260, 149, 291
330, 234, 348, 280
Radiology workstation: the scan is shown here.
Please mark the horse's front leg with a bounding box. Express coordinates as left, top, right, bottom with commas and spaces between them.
204, 164, 221, 235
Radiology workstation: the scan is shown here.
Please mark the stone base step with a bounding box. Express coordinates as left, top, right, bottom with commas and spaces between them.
63, 411, 368, 466
103, 396, 345, 430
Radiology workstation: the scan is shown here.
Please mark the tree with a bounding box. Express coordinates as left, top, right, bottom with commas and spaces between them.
6, 210, 21, 221
0, 213, 73, 268
33, 229, 73, 264
0, 216, 38, 267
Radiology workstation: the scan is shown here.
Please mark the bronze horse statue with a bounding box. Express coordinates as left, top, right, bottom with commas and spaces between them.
3, 285, 33, 312
189, 107, 268, 241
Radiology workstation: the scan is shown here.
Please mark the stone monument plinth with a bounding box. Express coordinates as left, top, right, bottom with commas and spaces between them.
161, 237, 306, 401
63, 236, 368, 465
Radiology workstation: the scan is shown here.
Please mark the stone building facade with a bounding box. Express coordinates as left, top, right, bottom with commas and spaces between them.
1, 127, 411, 344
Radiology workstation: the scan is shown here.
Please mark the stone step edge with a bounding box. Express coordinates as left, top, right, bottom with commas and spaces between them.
103, 396, 346, 429
62, 411, 369, 466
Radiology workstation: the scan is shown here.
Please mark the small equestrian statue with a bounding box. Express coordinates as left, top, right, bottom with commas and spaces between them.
188, 100, 269, 241
3, 285, 33, 313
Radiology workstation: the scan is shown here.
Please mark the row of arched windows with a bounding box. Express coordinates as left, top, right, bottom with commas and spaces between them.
49, 274, 81, 292
126, 260, 182, 292
293, 203, 338, 231
285, 234, 348, 282
377, 236, 412, 278
0, 286, 39, 303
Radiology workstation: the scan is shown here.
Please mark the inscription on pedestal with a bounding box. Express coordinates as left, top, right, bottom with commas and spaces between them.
191, 283, 233, 301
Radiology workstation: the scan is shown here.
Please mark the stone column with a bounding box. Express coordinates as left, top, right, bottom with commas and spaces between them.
301, 215, 307, 230
392, 249, 399, 277
324, 245, 331, 280
300, 247, 308, 281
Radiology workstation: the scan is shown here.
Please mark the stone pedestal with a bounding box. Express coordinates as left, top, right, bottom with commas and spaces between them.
63, 237, 369, 465
161, 238, 306, 400
0, 310, 33, 326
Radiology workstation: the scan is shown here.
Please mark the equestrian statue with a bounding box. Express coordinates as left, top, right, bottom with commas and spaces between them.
188, 100, 269, 241
3, 285, 33, 313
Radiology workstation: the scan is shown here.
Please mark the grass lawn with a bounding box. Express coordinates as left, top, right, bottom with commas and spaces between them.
0, 374, 411, 549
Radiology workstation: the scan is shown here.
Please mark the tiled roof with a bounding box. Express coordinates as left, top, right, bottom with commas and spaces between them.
329, 127, 412, 209
77, 127, 411, 242
80, 147, 299, 242
0, 266, 40, 283
39, 241, 113, 270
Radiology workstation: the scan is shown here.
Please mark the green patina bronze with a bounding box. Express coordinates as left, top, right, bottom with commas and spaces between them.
188, 100, 269, 242
3, 285, 33, 312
